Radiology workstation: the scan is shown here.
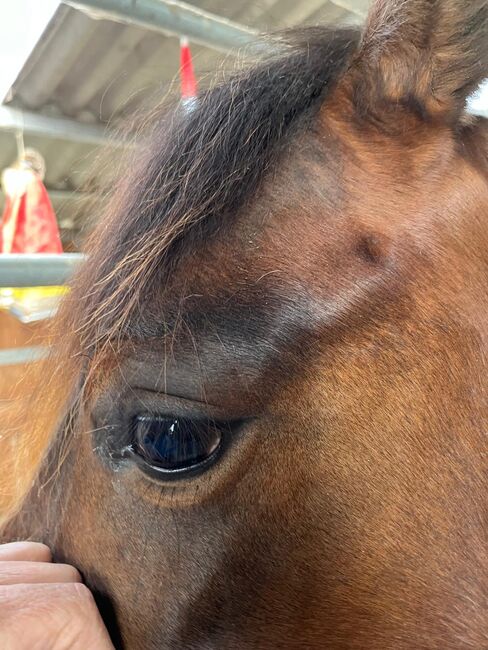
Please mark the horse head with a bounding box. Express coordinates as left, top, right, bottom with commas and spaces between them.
3, 1, 487, 648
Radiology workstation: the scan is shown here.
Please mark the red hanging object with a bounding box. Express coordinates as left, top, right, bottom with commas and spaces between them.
0, 163, 62, 254
180, 36, 197, 99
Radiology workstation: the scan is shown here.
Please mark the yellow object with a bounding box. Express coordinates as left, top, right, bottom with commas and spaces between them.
0, 286, 67, 323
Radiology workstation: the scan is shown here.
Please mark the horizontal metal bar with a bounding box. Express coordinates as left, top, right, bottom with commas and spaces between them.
0, 346, 49, 366
0, 254, 84, 287
0, 106, 122, 147
0, 189, 94, 204
64, 0, 261, 53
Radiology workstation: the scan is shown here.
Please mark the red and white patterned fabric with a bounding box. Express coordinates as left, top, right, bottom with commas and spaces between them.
0, 169, 62, 253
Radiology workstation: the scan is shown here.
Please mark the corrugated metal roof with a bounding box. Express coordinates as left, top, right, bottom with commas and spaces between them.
8, 2, 365, 120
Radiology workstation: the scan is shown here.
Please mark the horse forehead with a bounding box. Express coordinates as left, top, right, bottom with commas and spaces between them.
122, 114, 488, 390
175, 116, 487, 292
121, 233, 397, 410
168, 135, 359, 288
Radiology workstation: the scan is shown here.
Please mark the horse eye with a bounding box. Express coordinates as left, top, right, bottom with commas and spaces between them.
129, 414, 225, 478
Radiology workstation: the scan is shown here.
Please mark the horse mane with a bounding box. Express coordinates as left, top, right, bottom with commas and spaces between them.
0, 26, 360, 523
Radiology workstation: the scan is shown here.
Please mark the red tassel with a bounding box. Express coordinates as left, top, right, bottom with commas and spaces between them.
180, 36, 197, 99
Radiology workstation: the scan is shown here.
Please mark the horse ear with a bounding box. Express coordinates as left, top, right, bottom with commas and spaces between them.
353, 0, 488, 123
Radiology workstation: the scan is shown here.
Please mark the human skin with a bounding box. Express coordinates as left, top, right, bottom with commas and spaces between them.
0, 542, 112, 650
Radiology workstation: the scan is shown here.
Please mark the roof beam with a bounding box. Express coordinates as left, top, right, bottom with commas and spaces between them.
64, 0, 261, 53
0, 105, 122, 147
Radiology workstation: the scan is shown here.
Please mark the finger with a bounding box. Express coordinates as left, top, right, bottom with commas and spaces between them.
0, 561, 81, 585
0, 582, 115, 650
0, 542, 51, 563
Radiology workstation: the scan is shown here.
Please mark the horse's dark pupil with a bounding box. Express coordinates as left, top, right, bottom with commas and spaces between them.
133, 415, 222, 471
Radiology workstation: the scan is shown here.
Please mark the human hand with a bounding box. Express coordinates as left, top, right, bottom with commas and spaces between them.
0, 541, 114, 650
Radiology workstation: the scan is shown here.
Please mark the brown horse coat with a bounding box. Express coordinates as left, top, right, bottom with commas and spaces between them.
2, 1, 488, 648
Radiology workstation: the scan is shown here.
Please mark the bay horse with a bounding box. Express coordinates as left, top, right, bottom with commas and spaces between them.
1, 0, 487, 647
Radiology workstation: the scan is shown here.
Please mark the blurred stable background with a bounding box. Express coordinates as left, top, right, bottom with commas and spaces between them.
0, 0, 486, 444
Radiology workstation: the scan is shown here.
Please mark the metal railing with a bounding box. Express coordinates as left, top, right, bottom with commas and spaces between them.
0, 346, 49, 366
0, 254, 84, 366
0, 253, 84, 287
